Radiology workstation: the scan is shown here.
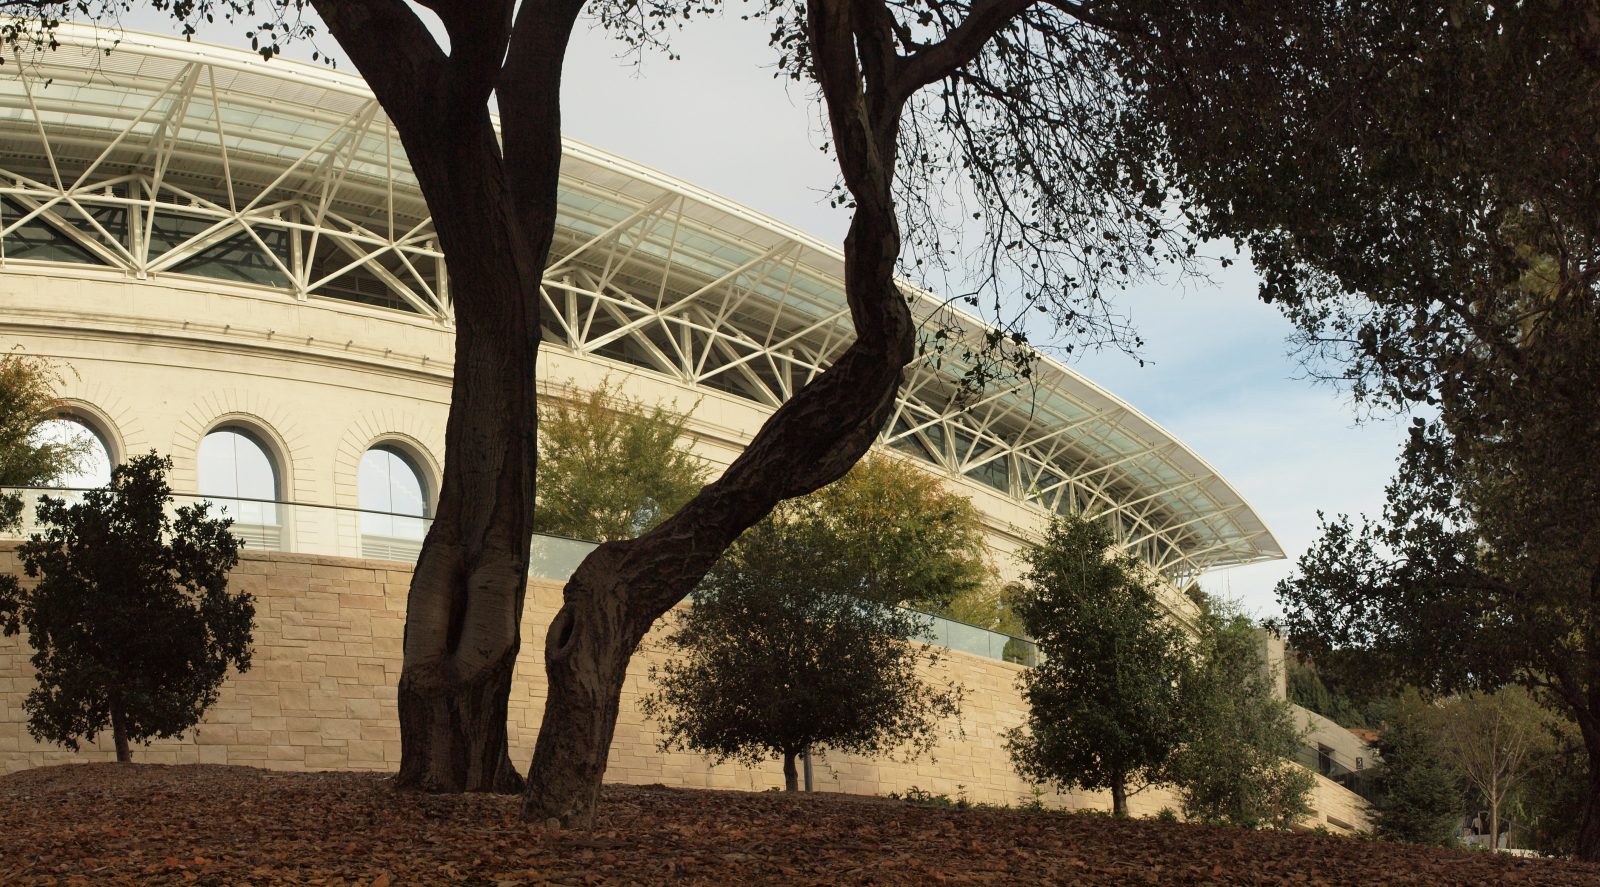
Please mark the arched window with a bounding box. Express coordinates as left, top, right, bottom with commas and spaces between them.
31, 416, 113, 489
359, 445, 429, 558
198, 426, 281, 549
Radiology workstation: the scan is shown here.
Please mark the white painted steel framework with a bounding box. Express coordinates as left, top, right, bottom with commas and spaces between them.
0, 28, 1282, 584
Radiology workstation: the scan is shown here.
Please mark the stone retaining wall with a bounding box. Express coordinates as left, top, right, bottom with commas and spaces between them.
0, 547, 1369, 832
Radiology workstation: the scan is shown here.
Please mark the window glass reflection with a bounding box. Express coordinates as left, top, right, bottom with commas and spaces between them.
359, 445, 427, 542
199, 427, 279, 527
30, 417, 112, 489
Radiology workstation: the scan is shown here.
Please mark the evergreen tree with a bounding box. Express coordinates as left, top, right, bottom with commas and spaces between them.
0, 453, 252, 761
1006, 514, 1188, 816
1168, 610, 1313, 830
641, 457, 973, 790
1375, 703, 1465, 847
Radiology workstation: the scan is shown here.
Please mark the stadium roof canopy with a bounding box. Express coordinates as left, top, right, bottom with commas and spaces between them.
0, 26, 1283, 583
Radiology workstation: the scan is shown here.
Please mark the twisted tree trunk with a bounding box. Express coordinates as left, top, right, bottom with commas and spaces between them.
519, 0, 1017, 826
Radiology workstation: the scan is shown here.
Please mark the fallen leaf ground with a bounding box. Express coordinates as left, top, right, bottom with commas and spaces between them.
0, 764, 1595, 885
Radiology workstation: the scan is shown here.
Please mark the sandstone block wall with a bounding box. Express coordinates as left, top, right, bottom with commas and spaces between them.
0, 547, 1369, 832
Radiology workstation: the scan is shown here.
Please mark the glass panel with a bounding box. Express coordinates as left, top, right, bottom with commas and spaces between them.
198, 427, 279, 530
0, 198, 103, 264
29, 417, 111, 488
146, 211, 216, 259
308, 236, 420, 313
170, 227, 292, 288
964, 455, 1010, 494
529, 534, 600, 582
58, 201, 127, 253
886, 416, 937, 464
359, 446, 428, 544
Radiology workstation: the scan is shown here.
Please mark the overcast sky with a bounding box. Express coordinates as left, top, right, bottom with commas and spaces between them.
131, 10, 1411, 618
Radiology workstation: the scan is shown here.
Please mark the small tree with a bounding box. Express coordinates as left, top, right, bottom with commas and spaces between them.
642, 458, 973, 790
1006, 514, 1189, 816
533, 380, 708, 542
0, 452, 252, 761
1374, 696, 1466, 847
0, 350, 86, 528
1427, 688, 1552, 850
1167, 609, 1313, 830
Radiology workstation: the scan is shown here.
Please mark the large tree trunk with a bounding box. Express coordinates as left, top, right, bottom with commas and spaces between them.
388, 118, 541, 795
317, 1, 579, 794
522, 0, 923, 826
783, 751, 800, 792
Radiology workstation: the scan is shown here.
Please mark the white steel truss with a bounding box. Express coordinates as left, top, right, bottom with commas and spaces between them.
0, 28, 1283, 583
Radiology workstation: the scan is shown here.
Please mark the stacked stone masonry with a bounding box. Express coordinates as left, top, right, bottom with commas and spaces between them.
0, 546, 1369, 832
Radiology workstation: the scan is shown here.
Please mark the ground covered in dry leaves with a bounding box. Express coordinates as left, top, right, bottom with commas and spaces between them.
1, 764, 1596, 885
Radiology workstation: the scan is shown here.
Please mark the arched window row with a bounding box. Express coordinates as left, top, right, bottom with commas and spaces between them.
19, 410, 435, 557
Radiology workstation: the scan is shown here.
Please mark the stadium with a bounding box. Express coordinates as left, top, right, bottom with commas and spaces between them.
0, 27, 1368, 829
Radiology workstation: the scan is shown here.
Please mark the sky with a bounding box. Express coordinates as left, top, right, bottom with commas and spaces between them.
551, 16, 1413, 617
126, 9, 1411, 618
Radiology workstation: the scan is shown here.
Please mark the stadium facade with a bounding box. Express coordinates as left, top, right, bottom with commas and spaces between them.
0, 28, 1370, 829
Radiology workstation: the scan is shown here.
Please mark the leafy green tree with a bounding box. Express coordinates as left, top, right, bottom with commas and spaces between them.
1107, 0, 1600, 859
789, 455, 991, 613
1006, 514, 1188, 817
642, 517, 962, 791
533, 381, 708, 542
0, 453, 252, 761
0, 350, 86, 528
1167, 609, 1313, 830
643, 457, 974, 790
1426, 688, 1555, 852
1373, 695, 1465, 847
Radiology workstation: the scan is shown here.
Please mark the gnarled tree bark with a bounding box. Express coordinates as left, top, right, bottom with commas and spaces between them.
317, 0, 582, 793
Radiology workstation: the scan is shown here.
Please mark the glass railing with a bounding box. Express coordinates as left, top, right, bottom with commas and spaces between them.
1294, 740, 1381, 802
920, 612, 1038, 666
0, 486, 1037, 665
0, 487, 593, 582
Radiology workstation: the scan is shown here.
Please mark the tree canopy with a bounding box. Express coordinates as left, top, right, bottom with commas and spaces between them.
532, 381, 708, 543
0, 452, 253, 761
1107, 0, 1600, 859
1006, 514, 1188, 817
642, 457, 970, 790
776, 455, 991, 612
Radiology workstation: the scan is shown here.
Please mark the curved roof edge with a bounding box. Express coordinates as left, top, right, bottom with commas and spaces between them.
9, 24, 1284, 571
